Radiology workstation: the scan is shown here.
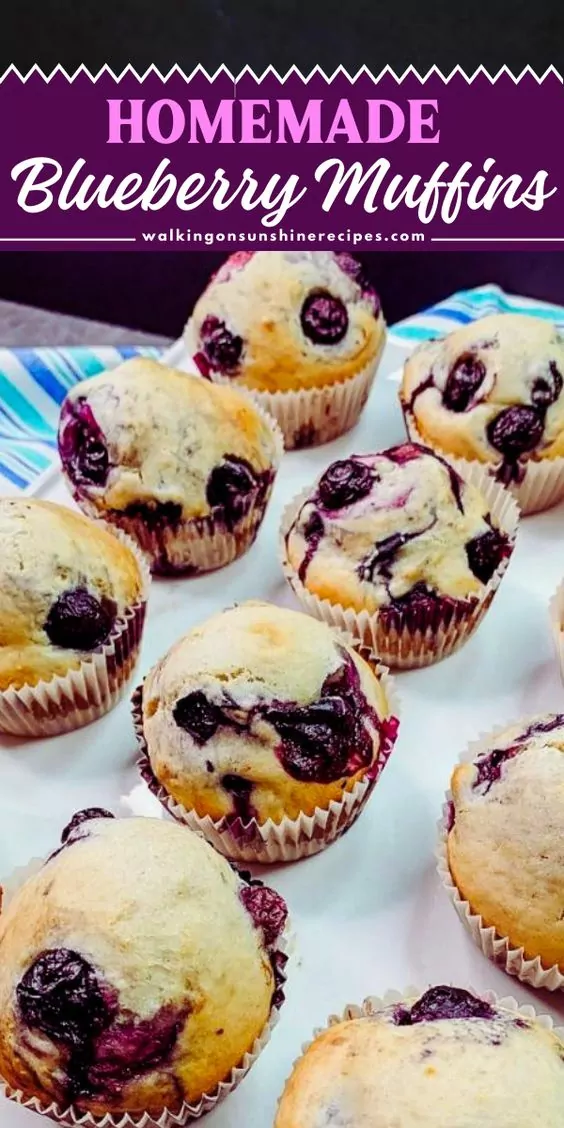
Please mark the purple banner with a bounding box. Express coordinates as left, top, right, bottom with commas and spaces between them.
0, 66, 562, 250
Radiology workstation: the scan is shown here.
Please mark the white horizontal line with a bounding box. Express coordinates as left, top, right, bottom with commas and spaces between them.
431, 237, 564, 243
0, 237, 136, 243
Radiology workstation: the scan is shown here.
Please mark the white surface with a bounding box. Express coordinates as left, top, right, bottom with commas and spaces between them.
2, 337, 564, 1126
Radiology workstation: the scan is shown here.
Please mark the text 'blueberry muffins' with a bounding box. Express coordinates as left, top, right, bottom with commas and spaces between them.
0, 812, 288, 1122
58, 358, 282, 574
275, 986, 564, 1127
134, 601, 399, 862
442, 713, 564, 988
282, 443, 518, 669
0, 498, 148, 737
400, 313, 564, 513
187, 251, 386, 448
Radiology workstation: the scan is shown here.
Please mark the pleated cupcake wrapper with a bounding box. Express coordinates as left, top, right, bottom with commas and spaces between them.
0, 529, 151, 739
279, 463, 520, 670
437, 720, 564, 991
404, 413, 564, 516
186, 318, 386, 451
131, 657, 400, 864
279, 985, 564, 1099
66, 401, 284, 576
548, 580, 564, 686
0, 857, 289, 1128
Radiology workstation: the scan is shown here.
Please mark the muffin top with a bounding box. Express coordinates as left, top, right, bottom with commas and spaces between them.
400, 313, 564, 481
189, 251, 385, 392
448, 713, 564, 970
0, 813, 287, 1115
58, 358, 279, 522
141, 601, 397, 823
275, 985, 564, 1127
0, 498, 144, 690
284, 443, 511, 615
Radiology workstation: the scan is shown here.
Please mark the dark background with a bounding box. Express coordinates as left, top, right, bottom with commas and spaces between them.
0, 251, 562, 336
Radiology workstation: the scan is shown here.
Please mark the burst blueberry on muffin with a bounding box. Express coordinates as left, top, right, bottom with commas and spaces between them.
0, 499, 145, 729
400, 313, 564, 490
283, 444, 513, 660
275, 986, 564, 1127
188, 252, 385, 448
138, 602, 398, 833
0, 813, 287, 1117
447, 714, 564, 972
58, 358, 281, 574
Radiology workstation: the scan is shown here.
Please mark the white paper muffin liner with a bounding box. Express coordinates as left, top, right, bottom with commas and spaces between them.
0, 855, 289, 1127
132, 655, 400, 864
186, 318, 386, 450
549, 580, 564, 685
68, 402, 284, 577
437, 720, 564, 991
0, 528, 151, 739
404, 413, 564, 516
280, 462, 520, 670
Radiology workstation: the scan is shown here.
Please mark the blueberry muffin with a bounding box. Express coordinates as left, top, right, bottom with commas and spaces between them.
137, 602, 398, 852
58, 358, 281, 574
447, 714, 564, 973
0, 812, 287, 1118
190, 251, 384, 392
283, 443, 515, 667
400, 314, 564, 504
0, 499, 146, 735
188, 252, 385, 448
275, 986, 564, 1127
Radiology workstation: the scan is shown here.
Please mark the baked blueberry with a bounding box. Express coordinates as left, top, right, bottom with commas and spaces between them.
300, 290, 349, 345
44, 588, 116, 651
200, 315, 243, 374
206, 456, 259, 525
239, 884, 288, 948
398, 985, 495, 1025
173, 691, 224, 744
17, 949, 114, 1050
487, 405, 545, 459
443, 353, 486, 412
61, 809, 115, 844
317, 459, 373, 510
466, 528, 509, 584
58, 398, 110, 488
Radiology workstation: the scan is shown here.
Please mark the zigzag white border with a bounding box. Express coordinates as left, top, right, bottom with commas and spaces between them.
0, 63, 561, 84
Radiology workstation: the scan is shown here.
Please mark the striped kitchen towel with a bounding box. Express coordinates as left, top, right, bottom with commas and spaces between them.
0, 345, 162, 495
388, 283, 564, 347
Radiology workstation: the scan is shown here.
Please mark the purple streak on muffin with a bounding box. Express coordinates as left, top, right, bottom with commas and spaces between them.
466, 526, 510, 584
239, 884, 288, 948
44, 588, 117, 651
445, 800, 456, 831
358, 520, 437, 584
296, 507, 325, 583
379, 583, 448, 629
394, 986, 495, 1026
443, 353, 487, 413
61, 809, 115, 844
58, 397, 110, 488
82, 1004, 187, 1099
405, 374, 435, 414
173, 691, 225, 744
199, 315, 243, 375
300, 290, 349, 345
206, 455, 263, 528
317, 459, 374, 511
385, 442, 464, 512
531, 362, 563, 409
264, 650, 386, 783
17, 950, 117, 1051
335, 252, 381, 316
487, 404, 545, 465
520, 714, 564, 741
473, 744, 521, 793
222, 774, 257, 824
